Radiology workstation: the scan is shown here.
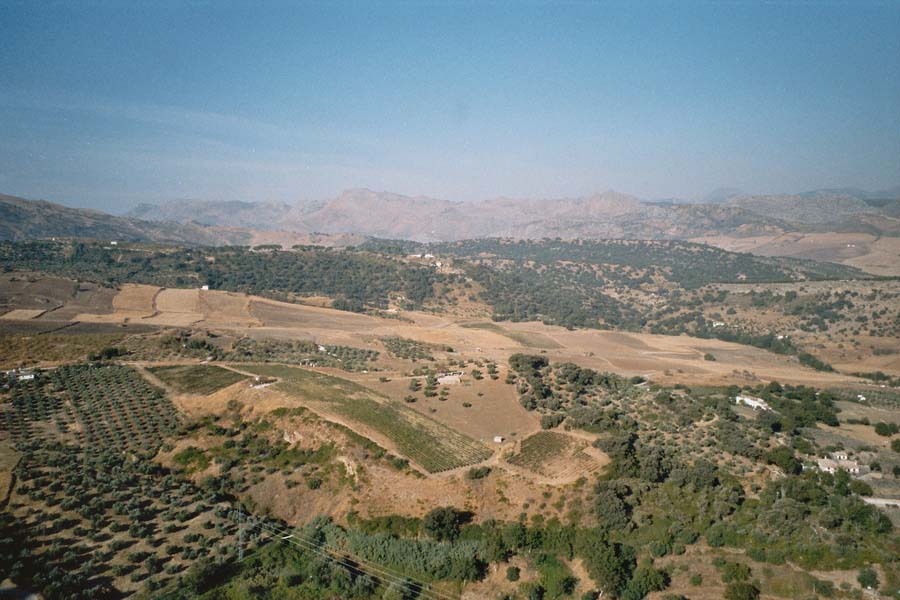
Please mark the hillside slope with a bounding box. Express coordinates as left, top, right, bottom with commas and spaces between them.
0, 193, 252, 244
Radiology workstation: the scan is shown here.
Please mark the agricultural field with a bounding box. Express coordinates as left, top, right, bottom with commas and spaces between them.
506, 431, 608, 481
240, 364, 493, 472
0, 274, 83, 313
461, 321, 562, 349
1, 364, 179, 453
507, 431, 571, 469
381, 336, 445, 360
222, 337, 380, 371
1, 441, 255, 599
147, 364, 248, 395
0, 332, 125, 368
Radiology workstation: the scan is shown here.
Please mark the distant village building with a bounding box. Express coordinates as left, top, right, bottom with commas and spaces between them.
734, 395, 771, 411
814, 452, 869, 477
200, 285, 209, 291
817, 457, 866, 476
437, 373, 462, 385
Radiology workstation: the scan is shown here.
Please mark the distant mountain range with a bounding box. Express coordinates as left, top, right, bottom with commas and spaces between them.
1, 185, 898, 246
123, 187, 900, 242
0, 193, 357, 247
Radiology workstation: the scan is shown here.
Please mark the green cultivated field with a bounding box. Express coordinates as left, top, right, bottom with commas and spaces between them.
507, 431, 572, 471
241, 364, 492, 472
148, 364, 247, 395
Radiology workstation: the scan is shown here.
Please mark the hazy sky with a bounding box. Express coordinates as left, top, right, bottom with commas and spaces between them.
1, 1, 899, 212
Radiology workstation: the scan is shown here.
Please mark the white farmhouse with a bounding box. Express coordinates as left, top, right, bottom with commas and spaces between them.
735, 395, 771, 411
816, 457, 865, 476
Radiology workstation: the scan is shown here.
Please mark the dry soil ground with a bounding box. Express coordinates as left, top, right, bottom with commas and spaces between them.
7, 281, 887, 388
693, 231, 900, 276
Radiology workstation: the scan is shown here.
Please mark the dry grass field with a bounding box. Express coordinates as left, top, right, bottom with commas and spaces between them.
238, 364, 493, 473
148, 364, 248, 395
146, 368, 595, 526
0, 308, 45, 320
0, 332, 124, 368
99, 283, 158, 320
0, 274, 77, 311
5, 278, 886, 388
197, 290, 261, 327
460, 321, 562, 349
38, 281, 116, 321
694, 231, 900, 276
358, 369, 539, 441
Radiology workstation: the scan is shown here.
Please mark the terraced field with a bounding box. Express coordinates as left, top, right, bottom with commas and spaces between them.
240, 364, 493, 472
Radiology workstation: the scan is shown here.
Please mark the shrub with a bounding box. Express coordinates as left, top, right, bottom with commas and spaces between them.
874, 421, 899, 437
764, 446, 801, 475
540, 414, 565, 430
720, 562, 751, 583
466, 466, 491, 480
724, 582, 759, 600
422, 506, 468, 541
848, 479, 872, 496
857, 567, 878, 589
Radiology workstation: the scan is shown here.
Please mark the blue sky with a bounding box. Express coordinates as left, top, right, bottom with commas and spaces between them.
1, 1, 898, 212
